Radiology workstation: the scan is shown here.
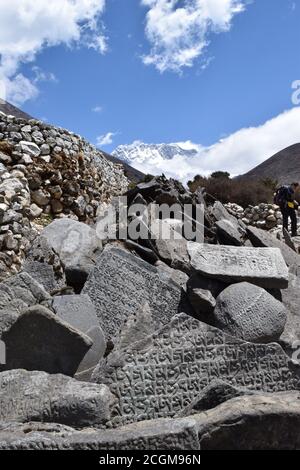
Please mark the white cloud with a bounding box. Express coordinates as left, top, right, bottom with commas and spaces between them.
0, 0, 107, 104
96, 132, 117, 147
122, 107, 300, 182
141, 0, 247, 73
92, 105, 103, 113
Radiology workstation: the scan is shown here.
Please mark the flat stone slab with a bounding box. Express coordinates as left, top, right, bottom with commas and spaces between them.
247, 226, 300, 267
82, 245, 184, 341
188, 243, 289, 289
215, 220, 243, 246
51, 295, 106, 375
92, 313, 300, 427
0, 369, 112, 428
0, 272, 50, 336
0, 416, 199, 450
2, 306, 92, 376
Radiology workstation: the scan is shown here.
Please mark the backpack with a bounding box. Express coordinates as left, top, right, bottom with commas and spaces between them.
274, 186, 289, 206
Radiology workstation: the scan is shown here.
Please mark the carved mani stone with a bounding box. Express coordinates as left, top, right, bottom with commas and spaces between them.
0, 369, 113, 428
92, 314, 300, 427
0, 416, 199, 450
188, 243, 289, 289
82, 245, 185, 341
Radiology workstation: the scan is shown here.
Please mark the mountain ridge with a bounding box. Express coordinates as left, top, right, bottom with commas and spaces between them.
240, 143, 300, 184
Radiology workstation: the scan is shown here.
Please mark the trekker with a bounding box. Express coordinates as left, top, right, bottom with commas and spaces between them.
274, 182, 299, 237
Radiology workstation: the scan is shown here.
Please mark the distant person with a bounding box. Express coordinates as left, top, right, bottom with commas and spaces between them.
274, 182, 299, 236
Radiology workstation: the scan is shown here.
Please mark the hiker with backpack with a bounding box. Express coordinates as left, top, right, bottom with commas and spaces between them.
274, 183, 299, 237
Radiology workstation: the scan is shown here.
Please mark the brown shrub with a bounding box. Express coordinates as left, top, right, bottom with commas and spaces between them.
0, 140, 13, 156
188, 174, 274, 208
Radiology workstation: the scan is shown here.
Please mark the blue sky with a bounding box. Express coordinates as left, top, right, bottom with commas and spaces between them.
0, 0, 300, 178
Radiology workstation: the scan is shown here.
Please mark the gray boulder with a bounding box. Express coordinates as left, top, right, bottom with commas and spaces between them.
51, 295, 106, 377
0, 272, 50, 336
213, 282, 287, 343
41, 218, 103, 291
188, 242, 289, 289
215, 219, 243, 246
195, 391, 300, 450
247, 226, 300, 267
22, 235, 66, 293
2, 305, 92, 376
187, 274, 226, 317
0, 369, 112, 428
151, 219, 191, 273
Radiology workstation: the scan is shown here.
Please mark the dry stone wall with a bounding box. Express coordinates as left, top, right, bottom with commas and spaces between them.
0, 112, 128, 280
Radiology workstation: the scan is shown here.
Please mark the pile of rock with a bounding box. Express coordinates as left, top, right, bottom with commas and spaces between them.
225, 202, 283, 230
0, 113, 128, 280
1, 170, 300, 448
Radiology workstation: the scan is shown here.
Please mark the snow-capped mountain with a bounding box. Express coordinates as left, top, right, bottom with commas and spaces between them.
112, 141, 199, 166
111, 141, 203, 181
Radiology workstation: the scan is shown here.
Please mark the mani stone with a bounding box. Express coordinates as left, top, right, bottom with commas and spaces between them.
0, 369, 113, 428
0, 416, 199, 451
188, 242, 289, 289
178, 379, 256, 417
41, 218, 103, 291
246, 226, 300, 268
213, 282, 287, 343
2, 306, 92, 376
92, 313, 300, 427
51, 295, 106, 376
82, 245, 184, 341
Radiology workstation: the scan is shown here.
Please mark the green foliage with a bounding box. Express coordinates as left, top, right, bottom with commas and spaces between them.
211, 171, 231, 179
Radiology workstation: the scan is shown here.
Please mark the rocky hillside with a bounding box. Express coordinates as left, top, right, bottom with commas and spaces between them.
0, 171, 300, 449
241, 143, 300, 184
0, 112, 128, 280
0, 99, 33, 120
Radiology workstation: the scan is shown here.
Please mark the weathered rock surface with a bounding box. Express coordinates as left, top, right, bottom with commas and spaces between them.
195, 391, 300, 450
187, 274, 226, 317
247, 226, 300, 267
215, 219, 244, 246
92, 313, 300, 427
2, 391, 300, 450
210, 201, 246, 232
213, 282, 287, 343
178, 379, 256, 416
51, 295, 106, 376
0, 416, 199, 450
82, 245, 185, 341
151, 219, 191, 273
22, 235, 66, 292
188, 243, 289, 289
0, 369, 113, 428
2, 305, 92, 376
41, 218, 102, 290
0, 272, 50, 336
